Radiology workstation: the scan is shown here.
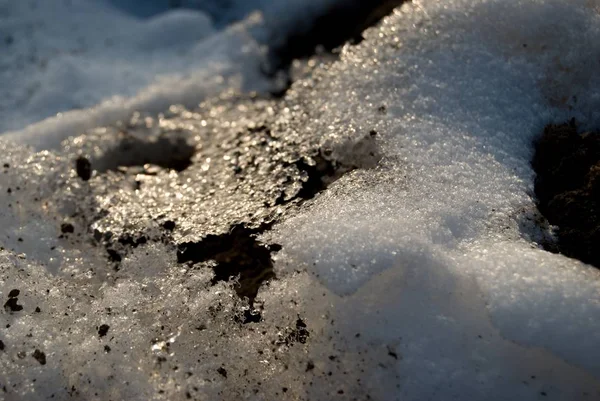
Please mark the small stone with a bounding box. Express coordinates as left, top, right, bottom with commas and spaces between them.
162, 220, 176, 231
98, 324, 110, 337
75, 157, 92, 181
217, 367, 227, 378
32, 349, 46, 365
60, 223, 75, 234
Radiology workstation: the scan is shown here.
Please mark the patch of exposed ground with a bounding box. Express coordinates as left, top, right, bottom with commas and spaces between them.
267, 0, 407, 72
533, 120, 600, 267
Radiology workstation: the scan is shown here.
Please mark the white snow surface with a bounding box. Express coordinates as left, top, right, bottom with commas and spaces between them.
0, 0, 348, 147
0, 0, 274, 146
1, 0, 600, 400
272, 0, 600, 397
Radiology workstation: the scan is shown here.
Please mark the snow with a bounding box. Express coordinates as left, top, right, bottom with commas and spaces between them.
0, 0, 356, 146
0, 0, 273, 144
271, 0, 600, 397
1, 0, 600, 400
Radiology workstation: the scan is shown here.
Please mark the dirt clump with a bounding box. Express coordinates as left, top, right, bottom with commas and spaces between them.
532, 120, 600, 267
177, 224, 278, 305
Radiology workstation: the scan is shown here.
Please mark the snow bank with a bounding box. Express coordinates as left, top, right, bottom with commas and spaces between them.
0, 0, 271, 145
270, 0, 600, 397
0, 0, 396, 146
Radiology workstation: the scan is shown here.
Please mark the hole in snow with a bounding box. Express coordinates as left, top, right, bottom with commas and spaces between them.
90, 130, 196, 174
177, 223, 279, 307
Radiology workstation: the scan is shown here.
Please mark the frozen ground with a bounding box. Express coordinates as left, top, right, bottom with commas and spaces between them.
1, 0, 600, 400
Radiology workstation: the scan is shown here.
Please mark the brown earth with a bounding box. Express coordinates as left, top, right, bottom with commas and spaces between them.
533, 120, 600, 267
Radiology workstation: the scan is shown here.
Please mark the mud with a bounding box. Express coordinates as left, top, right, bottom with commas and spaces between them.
177, 224, 278, 304
533, 120, 600, 267
267, 0, 407, 72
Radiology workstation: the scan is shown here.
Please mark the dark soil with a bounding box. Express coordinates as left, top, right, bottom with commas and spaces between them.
278, 317, 310, 346
75, 157, 92, 181
162, 220, 176, 231
532, 120, 600, 267
217, 367, 227, 378
98, 324, 110, 338
292, 153, 347, 201
60, 223, 75, 234
32, 349, 46, 365
268, 0, 407, 72
4, 290, 23, 313
177, 224, 278, 305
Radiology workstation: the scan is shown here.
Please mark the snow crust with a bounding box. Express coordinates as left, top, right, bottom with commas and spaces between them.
1, 0, 600, 400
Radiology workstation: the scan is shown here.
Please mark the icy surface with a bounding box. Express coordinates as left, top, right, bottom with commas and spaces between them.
1, 0, 600, 400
